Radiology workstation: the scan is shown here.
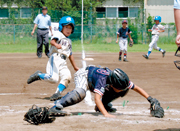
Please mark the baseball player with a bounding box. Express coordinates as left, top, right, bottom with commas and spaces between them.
116, 20, 133, 62
143, 16, 166, 59
48, 65, 164, 118
27, 16, 79, 101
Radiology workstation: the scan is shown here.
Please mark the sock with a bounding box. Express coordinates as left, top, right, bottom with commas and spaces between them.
124, 53, 127, 58
119, 52, 122, 58
57, 84, 66, 93
38, 73, 45, 80
159, 48, 164, 52
147, 51, 151, 57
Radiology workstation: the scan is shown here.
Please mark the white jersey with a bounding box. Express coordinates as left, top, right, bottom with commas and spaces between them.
151, 24, 165, 35
50, 31, 72, 57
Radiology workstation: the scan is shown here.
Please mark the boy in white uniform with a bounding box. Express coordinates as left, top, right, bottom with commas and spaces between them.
27, 16, 79, 101
143, 16, 166, 59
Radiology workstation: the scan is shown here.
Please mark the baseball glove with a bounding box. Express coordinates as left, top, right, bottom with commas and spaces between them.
147, 96, 164, 118
129, 40, 133, 47
23, 105, 55, 125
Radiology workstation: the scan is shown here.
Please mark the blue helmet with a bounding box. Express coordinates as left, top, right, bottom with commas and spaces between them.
154, 15, 161, 22
59, 16, 75, 33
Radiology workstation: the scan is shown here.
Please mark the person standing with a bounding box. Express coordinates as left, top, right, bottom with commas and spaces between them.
31, 6, 53, 58
116, 20, 133, 62
174, 0, 180, 46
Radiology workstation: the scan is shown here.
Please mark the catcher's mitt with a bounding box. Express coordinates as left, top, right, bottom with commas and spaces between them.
129, 40, 133, 47
23, 105, 55, 125
147, 96, 164, 118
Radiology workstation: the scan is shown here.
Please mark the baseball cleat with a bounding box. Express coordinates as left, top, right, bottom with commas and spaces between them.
27, 70, 42, 84
123, 58, 128, 62
119, 56, 121, 61
50, 91, 62, 101
143, 54, 149, 59
162, 50, 166, 57
49, 106, 67, 116
46, 53, 50, 58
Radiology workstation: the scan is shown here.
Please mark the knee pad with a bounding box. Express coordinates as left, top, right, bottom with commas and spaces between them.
55, 88, 86, 108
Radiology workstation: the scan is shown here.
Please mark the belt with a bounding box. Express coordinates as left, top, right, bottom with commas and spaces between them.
120, 37, 127, 39
38, 28, 48, 30
57, 54, 66, 60
152, 34, 159, 36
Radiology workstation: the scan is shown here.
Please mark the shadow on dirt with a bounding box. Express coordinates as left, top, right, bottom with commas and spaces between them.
154, 128, 180, 131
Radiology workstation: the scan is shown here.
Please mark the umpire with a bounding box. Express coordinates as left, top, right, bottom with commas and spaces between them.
31, 6, 53, 58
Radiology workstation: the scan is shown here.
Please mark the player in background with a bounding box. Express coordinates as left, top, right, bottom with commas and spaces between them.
174, 0, 180, 46
48, 65, 164, 118
116, 20, 133, 62
143, 16, 166, 59
27, 16, 79, 101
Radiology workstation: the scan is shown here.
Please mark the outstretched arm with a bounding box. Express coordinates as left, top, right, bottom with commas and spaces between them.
69, 54, 79, 71
132, 84, 164, 118
95, 93, 116, 118
132, 85, 149, 99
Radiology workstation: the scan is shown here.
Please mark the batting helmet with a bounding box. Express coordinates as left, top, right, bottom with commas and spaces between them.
107, 68, 129, 90
59, 16, 75, 33
154, 16, 161, 22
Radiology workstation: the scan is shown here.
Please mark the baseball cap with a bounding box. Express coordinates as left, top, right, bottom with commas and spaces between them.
42, 6, 47, 10
122, 20, 127, 24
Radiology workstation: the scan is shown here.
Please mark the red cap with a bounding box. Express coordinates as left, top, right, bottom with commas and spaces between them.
122, 20, 127, 24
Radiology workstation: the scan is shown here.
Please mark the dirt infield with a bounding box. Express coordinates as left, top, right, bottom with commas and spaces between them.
0, 52, 180, 131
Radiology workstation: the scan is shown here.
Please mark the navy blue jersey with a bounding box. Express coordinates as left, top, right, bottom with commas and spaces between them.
87, 66, 135, 96
117, 27, 130, 38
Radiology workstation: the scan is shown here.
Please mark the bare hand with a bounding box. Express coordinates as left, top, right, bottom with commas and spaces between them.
74, 67, 79, 71
55, 44, 62, 49
51, 33, 53, 36
116, 40, 118, 44
148, 29, 151, 32
31, 31, 34, 35
104, 113, 116, 118
176, 34, 180, 47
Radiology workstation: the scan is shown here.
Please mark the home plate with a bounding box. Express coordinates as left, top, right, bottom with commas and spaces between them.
83, 58, 94, 61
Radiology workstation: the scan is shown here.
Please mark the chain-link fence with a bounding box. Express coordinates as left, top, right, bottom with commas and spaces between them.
0, 8, 176, 45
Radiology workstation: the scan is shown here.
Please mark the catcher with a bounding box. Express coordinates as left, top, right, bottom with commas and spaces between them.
47, 65, 164, 118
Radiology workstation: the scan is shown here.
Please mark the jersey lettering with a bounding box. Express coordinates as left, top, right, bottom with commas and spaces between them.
96, 69, 109, 75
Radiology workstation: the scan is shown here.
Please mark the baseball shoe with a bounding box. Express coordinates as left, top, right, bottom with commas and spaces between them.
123, 58, 128, 62
46, 53, 50, 58
95, 103, 117, 113
50, 91, 62, 101
37, 54, 42, 58
119, 56, 121, 61
162, 50, 166, 57
49, 106, 67, 116
27, 70, 42, 84
143, 54, 149, 59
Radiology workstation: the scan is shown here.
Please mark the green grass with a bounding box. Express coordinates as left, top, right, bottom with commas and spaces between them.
0, 41, 177, 53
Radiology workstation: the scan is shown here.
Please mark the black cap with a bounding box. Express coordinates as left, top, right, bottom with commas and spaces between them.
42, 6, 47, 10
